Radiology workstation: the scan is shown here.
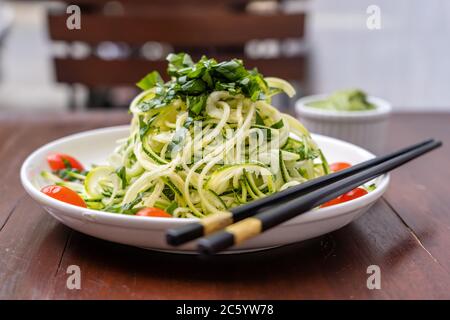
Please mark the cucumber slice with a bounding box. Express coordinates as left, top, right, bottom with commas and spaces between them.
243, 169, 265, 198
207, 189, 228, 210
279, 150, 290, 183
84, 166, 117, 199
265, 77, 296, 97
141, 133, 169, 164
206, 163, 272, 195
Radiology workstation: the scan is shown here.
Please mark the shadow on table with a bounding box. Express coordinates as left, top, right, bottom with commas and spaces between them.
60, 219, 428, 288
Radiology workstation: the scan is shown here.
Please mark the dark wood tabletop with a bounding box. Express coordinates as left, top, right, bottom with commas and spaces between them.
0, 112, 449, 299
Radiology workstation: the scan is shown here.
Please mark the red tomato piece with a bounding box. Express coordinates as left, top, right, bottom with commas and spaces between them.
136, 207, 172, 218
320, 197, 344, 208
41, 185, 87, 208
47, 153, 84, 171
339, 187, 368, 202
329, 162, 351, 172
320, 187, 368, 208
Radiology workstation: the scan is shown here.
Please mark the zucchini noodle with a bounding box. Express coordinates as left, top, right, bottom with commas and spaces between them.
41, 53, 330, 217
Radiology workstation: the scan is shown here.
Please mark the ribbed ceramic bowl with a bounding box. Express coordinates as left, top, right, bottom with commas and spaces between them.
295, 95, 392, 154
20, 126, 389, 254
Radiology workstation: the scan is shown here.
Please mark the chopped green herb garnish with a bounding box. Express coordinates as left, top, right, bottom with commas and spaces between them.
271, 119, 284, 129
136, 53, 270, 115
136, 71, 163, 91
165, 202, 178, 215
116, 166, 127, 189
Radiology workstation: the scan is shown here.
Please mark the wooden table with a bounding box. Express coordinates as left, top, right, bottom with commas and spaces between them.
1, 112, 449, 299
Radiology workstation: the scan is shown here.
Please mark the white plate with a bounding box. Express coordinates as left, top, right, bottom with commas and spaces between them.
20, 126, 389, 254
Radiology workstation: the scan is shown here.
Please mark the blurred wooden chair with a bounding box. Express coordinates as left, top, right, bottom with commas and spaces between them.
47, 0, 309, 109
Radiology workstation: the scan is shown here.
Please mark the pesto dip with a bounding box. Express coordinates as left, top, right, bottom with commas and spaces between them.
307, 89, 376, 111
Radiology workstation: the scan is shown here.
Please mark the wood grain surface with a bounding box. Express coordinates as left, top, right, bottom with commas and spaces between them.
48, 13, 305, 46
54, 56, 308, 86
0, 112, 449, 299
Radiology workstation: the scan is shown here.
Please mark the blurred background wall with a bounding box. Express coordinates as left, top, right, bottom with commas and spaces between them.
0, 0, 449, 112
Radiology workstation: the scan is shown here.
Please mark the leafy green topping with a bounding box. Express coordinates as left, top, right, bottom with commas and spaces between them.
115, 166, 127, 189
318, 149, 330, 175
282, 138, 319, 160
271, 119, 284, 129
255, 111, 265, 126
136, 71, 163, 91
165, 201, 178, 215
187, 95, 207, 115
162, 185, 175, 201
167, 127, 188, 155
122, 192, 144, 211
61, 158, 72, 169
136, 53, 271, 115
166, 117, 194, 156
55, 168, 87, 181
251, 125, 273, 141
139, 116, 151, 138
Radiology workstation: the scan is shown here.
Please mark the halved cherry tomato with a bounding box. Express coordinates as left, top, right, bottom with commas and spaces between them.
320, 187, 368, 208
41, 185, 87, 208
320, 197, 343, 208
47, 153, 84, 171
339, 187, 368, 202
136, 207, 172, 218
329, 162, 351, 172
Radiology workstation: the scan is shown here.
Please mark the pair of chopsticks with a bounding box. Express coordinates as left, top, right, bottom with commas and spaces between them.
166, 139, 442, 255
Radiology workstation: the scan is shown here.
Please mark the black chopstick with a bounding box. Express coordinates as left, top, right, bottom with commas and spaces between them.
197, 139, 442, 255
166, 139, 434, 246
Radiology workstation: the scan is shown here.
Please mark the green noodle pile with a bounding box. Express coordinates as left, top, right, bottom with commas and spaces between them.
42, 53, 330, 217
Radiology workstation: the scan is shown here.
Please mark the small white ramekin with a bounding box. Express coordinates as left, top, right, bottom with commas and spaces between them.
295, 94, 392, 154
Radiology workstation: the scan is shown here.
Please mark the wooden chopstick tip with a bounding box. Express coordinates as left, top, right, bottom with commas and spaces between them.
166, 223, 204, 246
198, 232, 235, 256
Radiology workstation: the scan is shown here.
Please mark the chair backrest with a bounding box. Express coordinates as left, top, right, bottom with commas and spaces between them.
48, 1, 308, 88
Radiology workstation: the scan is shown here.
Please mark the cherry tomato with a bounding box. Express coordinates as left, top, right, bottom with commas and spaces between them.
41, 185, 87, 208
320, 197, 343, 208
136, 207, 172, 218
329, 162, 351, 172
320, 187, 368, 208
339, 187, 368, 202
47, 153, 84, 171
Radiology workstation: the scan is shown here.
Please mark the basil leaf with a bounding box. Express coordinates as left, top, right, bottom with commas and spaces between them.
167, 127, 189, 154
187, 64, 205, 78
122, 192, 145, 211
271, 119, 284, 129
165, 202, 177, 215
255, 111, 265, 126
187, 95, 207, 115
115, 166, 127, 189
181, 79, 206, 95
167, 53, 194, 76
139, 116, 150, 138
282, 137, 318, 160
214, 59, 246, 81
215, 81, 238, 94
202, 71, 213, 88
139, 99, 166, 112
162, 185, 175, 200
136, 71, 163, 90
184, 116, 194, 128
61, 158, 72, 169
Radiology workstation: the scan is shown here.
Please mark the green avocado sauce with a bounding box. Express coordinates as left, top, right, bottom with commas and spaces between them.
307, 89, 376, 111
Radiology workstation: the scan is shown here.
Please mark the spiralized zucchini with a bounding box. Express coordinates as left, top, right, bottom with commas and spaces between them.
42, 53, 330, 217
